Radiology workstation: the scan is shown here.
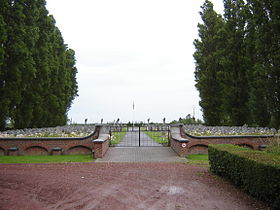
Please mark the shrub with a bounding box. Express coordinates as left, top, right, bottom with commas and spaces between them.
208, 144, 280, 209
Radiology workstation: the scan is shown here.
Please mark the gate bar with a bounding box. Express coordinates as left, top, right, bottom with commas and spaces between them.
138, 126, 141, 147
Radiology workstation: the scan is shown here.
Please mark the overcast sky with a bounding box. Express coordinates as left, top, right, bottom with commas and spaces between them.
46, 0, 224, 124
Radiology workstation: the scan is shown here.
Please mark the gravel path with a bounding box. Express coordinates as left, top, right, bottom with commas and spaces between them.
0, 163, 268, 210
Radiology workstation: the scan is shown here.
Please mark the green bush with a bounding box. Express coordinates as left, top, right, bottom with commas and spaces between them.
208, 144, 280, 209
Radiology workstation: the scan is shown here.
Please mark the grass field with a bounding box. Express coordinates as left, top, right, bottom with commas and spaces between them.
186, 154, 209, 166
0, 154, 94, 164
144, 131, 169, 145
110, 131, 127, 145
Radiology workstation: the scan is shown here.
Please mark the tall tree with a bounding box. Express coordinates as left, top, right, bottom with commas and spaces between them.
246, 0, 280, 128
0, 2, 8, 130
263, 0, 280, 128
31, 6, 55, 127
222, 0, 249, 126
194, 0, 280, 128
12, 0, 39, 128
2, 1, 29, 129
246, 0, 270, 126
0, 0, 78, 130
194, 0, 225, 125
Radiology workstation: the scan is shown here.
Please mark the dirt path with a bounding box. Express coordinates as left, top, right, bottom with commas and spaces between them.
0, 163, 267, 210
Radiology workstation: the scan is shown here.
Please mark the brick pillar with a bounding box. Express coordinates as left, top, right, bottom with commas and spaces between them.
92, 139, 109, 158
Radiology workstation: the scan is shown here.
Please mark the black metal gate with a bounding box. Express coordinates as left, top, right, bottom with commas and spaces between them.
109, 125, 170, 147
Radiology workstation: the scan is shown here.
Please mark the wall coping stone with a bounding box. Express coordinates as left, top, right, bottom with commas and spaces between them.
93, 139, 106, 143
92, 134, 110, 143
184, 132, 274, 139
170, 126, 190, 143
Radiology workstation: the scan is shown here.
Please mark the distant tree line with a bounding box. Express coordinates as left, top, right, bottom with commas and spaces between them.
0, 0, 78, 131
170, 114, 203, 125
194, 0, 280, 128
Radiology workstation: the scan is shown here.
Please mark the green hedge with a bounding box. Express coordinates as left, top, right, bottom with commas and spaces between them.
208, 144, 280, 209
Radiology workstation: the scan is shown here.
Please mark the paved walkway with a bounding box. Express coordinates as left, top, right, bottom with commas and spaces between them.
99, 129, 184, 163
115, 130, 162, 147
96, 147, 186, 163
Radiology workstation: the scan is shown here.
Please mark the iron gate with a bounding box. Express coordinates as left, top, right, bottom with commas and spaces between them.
109, 125, 170, 147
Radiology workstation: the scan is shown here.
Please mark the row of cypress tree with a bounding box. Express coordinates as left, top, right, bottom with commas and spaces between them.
0, 0, 78, 131
194, 0, 280, 128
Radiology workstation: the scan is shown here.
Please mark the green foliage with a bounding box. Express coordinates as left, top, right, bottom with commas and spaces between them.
0, 2, 9, 131
209, 144, 280, 208
222, 0, 249, 126
170, 114, 203, 124
246, 0, 280, 128
0, 0, 78, 131
0, 154, 94, 163
194, 0, 280, 128
193, 0, 226, 126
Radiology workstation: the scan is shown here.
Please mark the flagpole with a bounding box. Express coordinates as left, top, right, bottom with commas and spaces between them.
132, 101, 135, 128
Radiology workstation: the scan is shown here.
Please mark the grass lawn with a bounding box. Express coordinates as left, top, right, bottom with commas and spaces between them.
110, 131, 127, 145
144, 131, 169, 145
186, 154, 209, 166
0, 154, 94, 164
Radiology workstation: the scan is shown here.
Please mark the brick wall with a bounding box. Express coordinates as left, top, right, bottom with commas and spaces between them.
0, 126, 111, 157
170, 124, 273, 157
1, 124, 272, 159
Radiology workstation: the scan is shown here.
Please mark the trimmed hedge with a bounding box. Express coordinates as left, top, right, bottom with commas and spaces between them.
208, 144, 280, 209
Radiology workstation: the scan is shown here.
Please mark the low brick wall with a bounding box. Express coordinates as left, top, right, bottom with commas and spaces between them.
170, 124, 273, 157
1, 124, 272, 159
0, 125, 110, 158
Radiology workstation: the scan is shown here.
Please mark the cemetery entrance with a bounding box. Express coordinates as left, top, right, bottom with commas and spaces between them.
109, 125, 170, 147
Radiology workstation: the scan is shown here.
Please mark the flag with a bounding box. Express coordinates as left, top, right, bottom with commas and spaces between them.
133, 101, 135, 110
